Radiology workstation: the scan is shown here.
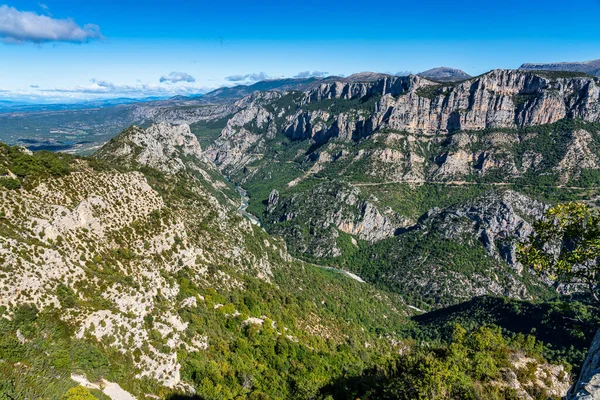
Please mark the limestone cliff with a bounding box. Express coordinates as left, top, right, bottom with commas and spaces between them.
207, 69, 600, 180
265, 181, 410, 258
568, 329, 600, 399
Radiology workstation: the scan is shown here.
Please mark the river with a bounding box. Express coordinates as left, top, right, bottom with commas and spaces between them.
235, 186, 261, 226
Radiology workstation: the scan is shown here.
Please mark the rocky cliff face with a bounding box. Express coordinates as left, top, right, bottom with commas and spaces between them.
335, 189, 555, 308
265, 181, 410, 258
371, 69, 599, 135
207, 69, 600, 178
568, 329, 600, 399
416, 190, 548, 268
97, 122, 207, 173
205, 92, 283, 173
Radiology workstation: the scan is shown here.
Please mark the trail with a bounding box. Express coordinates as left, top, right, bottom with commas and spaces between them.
351, 179, 597, 191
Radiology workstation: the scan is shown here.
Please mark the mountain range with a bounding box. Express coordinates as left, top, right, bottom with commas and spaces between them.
520, 58, 600, 76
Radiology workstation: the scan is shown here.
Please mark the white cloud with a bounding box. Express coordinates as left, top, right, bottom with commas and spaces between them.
225, 72, 270, 82
159, 71, 196, 84
0, 5, 102, 44
7, 79, 211, 102
293, 71, 329, 79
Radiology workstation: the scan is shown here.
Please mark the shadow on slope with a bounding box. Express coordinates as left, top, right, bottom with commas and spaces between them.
412, 295, 599, 368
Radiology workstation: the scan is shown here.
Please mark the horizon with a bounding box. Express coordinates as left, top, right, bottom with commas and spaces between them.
1, 0, 600, 103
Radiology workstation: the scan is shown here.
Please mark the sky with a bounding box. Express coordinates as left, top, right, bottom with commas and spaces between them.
1, 0, 600, 103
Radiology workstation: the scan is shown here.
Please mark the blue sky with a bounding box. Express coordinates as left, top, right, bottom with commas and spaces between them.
1, 0, 600, 102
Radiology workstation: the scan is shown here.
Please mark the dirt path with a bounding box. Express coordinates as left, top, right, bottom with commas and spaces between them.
351, 179, 595, 191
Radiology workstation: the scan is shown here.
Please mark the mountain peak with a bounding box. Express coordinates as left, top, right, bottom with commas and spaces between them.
96, 122, 206, 173
418, 67, 471, 82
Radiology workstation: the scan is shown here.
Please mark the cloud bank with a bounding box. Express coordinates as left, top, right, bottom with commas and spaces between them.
160, 71, 196, 84
225, 72, 270, 82
0, 79, 211, 103
0, 5, 102, 44
40, 79, 207, 96
293, 71, 329, 79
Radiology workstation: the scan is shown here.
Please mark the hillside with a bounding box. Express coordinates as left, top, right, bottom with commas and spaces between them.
0, 122, 586, 400
0, 125, 417, 399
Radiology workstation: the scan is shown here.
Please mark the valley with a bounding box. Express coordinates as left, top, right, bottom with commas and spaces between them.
1, 66, 600, 399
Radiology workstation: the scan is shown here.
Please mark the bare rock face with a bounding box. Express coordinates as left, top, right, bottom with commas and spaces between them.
97, 122, 208, 174
378, 70, 599, 134
281, 69, 598, 140
266, 181, 410, 258
304, 75, 413, 103
568, 329, 600, 399
207, 69, 600, 178
205, 92, 282, 173
267, 189, 279, 212
498, 354, 571, 399
417, 190, 548, 268
557, 129, 600, 182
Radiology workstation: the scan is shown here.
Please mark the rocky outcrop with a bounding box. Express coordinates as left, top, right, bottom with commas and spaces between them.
267, 189, 279, 212
96, 122, 210, 174
557, 129, 600, 182
377, 70, 600, 134
417, 190, 548, 268
303, 74, 414, 103
497, 354, 571, 399
568, 329, 600, 399
292, 69, 600, 139
206, 92, 282, 173
266, 181, 410, 258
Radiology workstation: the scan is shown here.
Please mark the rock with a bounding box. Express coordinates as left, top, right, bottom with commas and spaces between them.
418, 67, 471, 82
416, 190, 548, 269
267, 189, 279, 211
568, 329, 600, 399
266, 181, 410, 258
96, 123, 208, 174
207, 69, 600, 179
557, 129, 600, 183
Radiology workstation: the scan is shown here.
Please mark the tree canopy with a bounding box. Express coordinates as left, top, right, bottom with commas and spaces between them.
519, 203, 600, 304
